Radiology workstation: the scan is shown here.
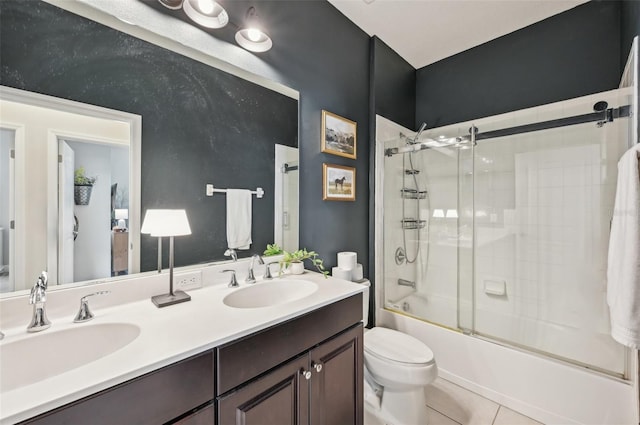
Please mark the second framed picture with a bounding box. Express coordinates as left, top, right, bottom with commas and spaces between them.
321, 110, 357, 159
323, 163, 356, 201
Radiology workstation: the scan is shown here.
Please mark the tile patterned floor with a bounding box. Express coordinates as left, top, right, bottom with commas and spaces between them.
425, 378, 543, 425
365, 377, 543, 425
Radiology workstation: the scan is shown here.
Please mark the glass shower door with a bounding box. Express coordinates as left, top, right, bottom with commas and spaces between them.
467, 88, 632, 376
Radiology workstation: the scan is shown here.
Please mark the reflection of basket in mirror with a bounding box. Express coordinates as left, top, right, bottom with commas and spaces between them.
74, 185, 93, 205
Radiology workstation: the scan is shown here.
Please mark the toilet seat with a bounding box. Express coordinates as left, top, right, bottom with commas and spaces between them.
364, 327, 434, 365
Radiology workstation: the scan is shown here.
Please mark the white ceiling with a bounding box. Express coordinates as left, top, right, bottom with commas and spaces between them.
327, 0, 589, 69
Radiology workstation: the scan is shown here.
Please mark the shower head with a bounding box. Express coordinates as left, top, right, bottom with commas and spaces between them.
408, 122, 427, 145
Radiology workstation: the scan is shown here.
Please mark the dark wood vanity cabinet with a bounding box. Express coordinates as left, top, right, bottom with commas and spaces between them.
216, 295, 363, 425
217, 325, 362, 425
20, 294, 362, 425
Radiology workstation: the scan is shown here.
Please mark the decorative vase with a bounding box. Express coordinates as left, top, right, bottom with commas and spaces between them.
289, 261, 305, 275
74, 185, 93, 205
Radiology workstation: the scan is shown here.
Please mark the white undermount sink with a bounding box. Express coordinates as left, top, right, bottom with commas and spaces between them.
0, 322, 140, 392
223, 279, 319, 308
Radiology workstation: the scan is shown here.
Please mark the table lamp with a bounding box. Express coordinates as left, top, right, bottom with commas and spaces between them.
141, 209, 192, 307
115, 208, 128, 230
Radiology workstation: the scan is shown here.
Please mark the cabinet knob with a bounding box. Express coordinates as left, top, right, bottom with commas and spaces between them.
301, 370, 312, 380
312, 362, 323, 373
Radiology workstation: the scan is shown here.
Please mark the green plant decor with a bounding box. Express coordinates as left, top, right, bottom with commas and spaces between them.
74, 167, 97, 186
263, 243, 283, 256
279, 248, 328, 277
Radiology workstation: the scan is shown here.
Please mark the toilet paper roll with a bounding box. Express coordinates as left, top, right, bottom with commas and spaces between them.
337, 252, 357, 271
332, 267, 352, 281
352, 263, 363, 281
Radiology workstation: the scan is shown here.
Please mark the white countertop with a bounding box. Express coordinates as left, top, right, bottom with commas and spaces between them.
0, 272, 364, 424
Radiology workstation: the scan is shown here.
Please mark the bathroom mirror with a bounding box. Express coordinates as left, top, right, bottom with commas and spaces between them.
0, 0, 299, 296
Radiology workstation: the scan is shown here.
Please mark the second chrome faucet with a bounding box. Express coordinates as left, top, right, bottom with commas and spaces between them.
246, 254, 273, 283
27, 271, 51, 332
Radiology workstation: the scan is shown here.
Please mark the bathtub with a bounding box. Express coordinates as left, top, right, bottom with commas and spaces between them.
377, 296, 638, 424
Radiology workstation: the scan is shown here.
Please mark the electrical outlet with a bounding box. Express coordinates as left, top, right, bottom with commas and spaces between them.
175, 270, 202, 291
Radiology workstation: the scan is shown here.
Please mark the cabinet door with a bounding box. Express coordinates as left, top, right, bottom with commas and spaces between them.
217, 355, 310, 425
309, 324, 363, 425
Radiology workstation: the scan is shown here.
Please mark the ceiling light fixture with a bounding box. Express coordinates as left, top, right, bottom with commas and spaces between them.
235, 6, 273, 53
183, 0, 229, 29
158, 0, 183, 10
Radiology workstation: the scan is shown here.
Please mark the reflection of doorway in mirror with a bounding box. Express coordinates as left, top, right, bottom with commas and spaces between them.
274, 144, 299, 252
58, 140, 130, 284
0, 129, 15, 292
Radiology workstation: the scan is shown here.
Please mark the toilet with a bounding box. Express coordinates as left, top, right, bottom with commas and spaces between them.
358, 280, 438, 425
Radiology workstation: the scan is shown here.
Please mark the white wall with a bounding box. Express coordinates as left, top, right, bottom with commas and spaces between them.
110, 147, 129, 209
0, 129, 13, 269
67, 141, 112, 282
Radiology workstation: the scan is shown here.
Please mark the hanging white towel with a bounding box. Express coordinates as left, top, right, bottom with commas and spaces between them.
607, 144, 640, 349
226, 189, 252, 250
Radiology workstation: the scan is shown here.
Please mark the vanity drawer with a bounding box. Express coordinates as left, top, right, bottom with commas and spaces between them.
216, 293, 362, 394
22, 351, 214, 425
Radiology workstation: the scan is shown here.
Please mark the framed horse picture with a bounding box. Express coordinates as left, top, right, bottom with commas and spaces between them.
323, 163, 355, 201
321, 110, 356, 159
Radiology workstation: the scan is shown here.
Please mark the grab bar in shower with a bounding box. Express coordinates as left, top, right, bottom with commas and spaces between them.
397, 278, 416, 289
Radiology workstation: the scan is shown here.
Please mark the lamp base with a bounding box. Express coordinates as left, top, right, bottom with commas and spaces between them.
151, 290, 191, 308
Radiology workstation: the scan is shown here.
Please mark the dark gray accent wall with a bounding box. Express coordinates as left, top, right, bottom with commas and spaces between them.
368, 36, 416, 326
250, 1, 371, 275
621, 0, 640, 70
371, 36, 416, 130
416, 1, 624, 129
0, 0, 371, 275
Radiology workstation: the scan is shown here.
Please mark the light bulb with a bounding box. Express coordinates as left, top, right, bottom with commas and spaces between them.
198, 0, 214, 14
247, 28, 262, 42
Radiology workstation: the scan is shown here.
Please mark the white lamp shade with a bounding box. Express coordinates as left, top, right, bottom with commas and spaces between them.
432, 209, 445, 218
141, 209, 191, 237
115, 209, 128, 220
446, 209, 459, 218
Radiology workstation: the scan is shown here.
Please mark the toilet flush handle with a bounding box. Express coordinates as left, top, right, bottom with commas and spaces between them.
312, 362, 323, 373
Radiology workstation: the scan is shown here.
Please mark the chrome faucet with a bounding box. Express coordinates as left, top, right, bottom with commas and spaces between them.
74, 291, 111, 323
245, 254, 274, 283
27, 271, 51, 332
246, 255, 264, 283
224, 249, 237, 262
220, 269, 239, 288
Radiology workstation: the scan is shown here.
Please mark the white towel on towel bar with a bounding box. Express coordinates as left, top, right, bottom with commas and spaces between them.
226, 189, 252, 250
607, 144, 640, 349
